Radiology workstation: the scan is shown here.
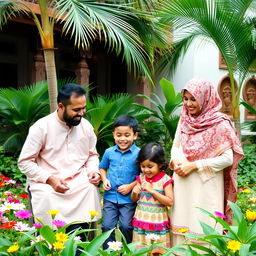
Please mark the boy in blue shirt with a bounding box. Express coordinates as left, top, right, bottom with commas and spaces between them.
100, 114, 140, 249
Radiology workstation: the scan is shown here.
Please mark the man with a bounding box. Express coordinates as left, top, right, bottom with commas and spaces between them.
18, 83, 101, 234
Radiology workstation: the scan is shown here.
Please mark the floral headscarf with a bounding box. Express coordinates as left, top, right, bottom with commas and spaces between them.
180, 78, 244, 223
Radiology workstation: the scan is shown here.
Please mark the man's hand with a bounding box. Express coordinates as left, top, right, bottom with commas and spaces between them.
46, 176, 70, 193
88, 172, 101, 186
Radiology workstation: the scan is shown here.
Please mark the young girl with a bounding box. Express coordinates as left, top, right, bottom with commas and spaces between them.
131, 142, 173, 250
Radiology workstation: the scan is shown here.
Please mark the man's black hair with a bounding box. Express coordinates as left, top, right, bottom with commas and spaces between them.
113, 114, 138, 133
57, 83, 86, 106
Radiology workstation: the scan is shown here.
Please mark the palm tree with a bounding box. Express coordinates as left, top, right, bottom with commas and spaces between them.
0, 0, 171, 112
159, 0, 256, 136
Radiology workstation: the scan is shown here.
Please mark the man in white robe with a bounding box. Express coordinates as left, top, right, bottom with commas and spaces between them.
18, 83, 101, 235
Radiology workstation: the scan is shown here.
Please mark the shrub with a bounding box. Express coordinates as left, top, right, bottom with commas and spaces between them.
238, 144, 256, 187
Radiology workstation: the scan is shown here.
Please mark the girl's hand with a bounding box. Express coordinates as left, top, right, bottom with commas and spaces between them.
142, 182, 154, 194
174, 162, 197, 177
103, 179, 111, 191
132, 184, 141, 195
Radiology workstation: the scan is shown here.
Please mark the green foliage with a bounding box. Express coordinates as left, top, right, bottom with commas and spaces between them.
135, 77, 182, 151
0, 150, 25, 184
237, 186, 256, 215
85, 93, 149, 156
238, 144, 256, 187
166, 201, 256, 256
0, 81, 50, 154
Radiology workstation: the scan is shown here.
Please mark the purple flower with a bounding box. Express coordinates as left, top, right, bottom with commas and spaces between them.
15, 210, 32, 220
53, 220, 67, 228
34, 223, 43, 228
214, 211, 226, 219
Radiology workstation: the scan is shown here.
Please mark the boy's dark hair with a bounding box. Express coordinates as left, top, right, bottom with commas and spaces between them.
136, 142, 168, 171
113, 115, 138, 133
57, 83, 86, 106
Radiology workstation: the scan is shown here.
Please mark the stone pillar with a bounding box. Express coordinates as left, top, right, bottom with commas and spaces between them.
75, 50, 90, 87
34, 50, 46, 83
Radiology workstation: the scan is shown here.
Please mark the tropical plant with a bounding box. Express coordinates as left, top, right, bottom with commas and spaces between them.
165, 201, 256, 255
241, 100, 256, 142
159, 0, 256, 137
0, 0, 172, 112
85, 93, 149, 156
135, 77, 182, 148
0, 81, 50, 154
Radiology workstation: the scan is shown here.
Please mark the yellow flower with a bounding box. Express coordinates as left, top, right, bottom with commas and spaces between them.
243, 189, 250, 193
246, 210, 256, 221
89, 210, 99, 217
46, 210, 60, 216
178, 228, 189, 233
7, 244, 19, 253
227, 240, 241, 253
53, 241, 65, 250
55, 232, 69, 242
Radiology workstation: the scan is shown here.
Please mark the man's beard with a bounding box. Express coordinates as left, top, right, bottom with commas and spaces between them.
63, 109, 82, 127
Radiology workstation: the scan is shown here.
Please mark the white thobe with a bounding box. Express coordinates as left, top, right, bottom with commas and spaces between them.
18, 111, 101, 226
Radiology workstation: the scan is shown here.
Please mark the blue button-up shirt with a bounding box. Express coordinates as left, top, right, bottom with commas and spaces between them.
99, 143, 140, 204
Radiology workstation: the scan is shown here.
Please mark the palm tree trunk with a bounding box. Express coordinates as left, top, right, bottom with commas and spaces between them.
233, 105, 241, 140
43, 49, 58, 112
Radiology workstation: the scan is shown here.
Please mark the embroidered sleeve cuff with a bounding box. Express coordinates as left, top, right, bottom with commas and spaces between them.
196, 160, 216, 183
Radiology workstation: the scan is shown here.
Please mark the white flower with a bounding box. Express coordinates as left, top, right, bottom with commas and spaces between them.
74, 236, 81, 242
107, 241, 122, 251
0, 202, 17, 211
0, 216, 8, 223
31, 235, 45, 245
14, 222, 34, 231
146, 233, 160, 241
12, 203, 26, 211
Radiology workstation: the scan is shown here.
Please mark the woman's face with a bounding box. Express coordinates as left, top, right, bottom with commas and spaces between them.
182, 90, 201, 116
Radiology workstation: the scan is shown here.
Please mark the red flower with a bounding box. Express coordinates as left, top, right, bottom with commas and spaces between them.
3, 177, 10, 181
0, 182, 5, 187
0, 175, 5, 179
19, 194, 29, 199
0, 221, 17, 229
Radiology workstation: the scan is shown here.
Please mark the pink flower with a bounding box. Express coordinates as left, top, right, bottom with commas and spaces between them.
15, 210, 32, 220
53, 220, 67, 228
34, 223, 43, 228
214, 211, 226, 219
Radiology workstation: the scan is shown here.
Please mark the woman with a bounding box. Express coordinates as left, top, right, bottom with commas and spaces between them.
170, 78, 244, 246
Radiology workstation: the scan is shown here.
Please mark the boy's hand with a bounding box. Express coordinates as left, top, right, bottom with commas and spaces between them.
117, 184, 131, 195
103, 179, 111, 191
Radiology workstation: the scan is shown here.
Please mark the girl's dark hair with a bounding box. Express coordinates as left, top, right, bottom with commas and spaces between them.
137, 142, 168, 171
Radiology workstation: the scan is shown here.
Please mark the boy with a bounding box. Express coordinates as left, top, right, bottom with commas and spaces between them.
100, 114, 140, 249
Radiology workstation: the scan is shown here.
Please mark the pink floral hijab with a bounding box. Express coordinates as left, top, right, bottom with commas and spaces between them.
180, 78, 244, 223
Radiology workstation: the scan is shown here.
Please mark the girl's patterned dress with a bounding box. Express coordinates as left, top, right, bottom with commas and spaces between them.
132, 172, 173, 248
